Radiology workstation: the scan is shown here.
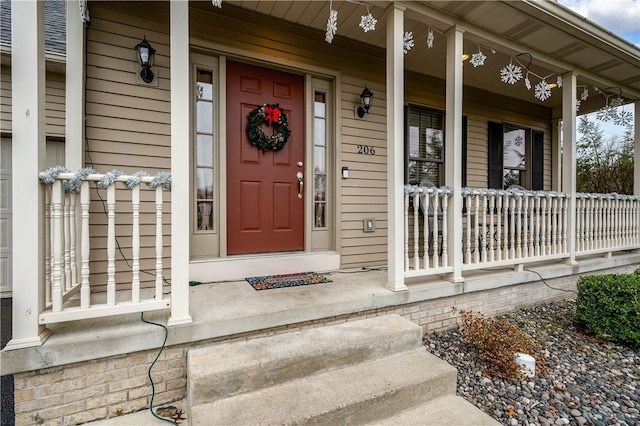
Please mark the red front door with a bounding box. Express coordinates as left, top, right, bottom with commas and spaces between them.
226, 61, 305, 255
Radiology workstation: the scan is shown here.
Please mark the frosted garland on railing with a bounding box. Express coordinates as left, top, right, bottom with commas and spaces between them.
576, 192, 640, 201
40, 167, 173, 192
97, 169, 124, 189
403, 184, 454, 195
65, 168, 96, 194
125, 171, 150, 189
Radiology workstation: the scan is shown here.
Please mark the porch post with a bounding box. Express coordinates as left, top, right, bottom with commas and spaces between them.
562, 72, 578, 264
168, 0, 193, 325
6, 0, 51, 349
65, 1, 86, 170
385, 4, 408, 292
551, 119, 561, 191
444, 26, 465, 283
634, 101, 640, 195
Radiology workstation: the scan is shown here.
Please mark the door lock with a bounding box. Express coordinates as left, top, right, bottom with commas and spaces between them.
297, 172, 304, 198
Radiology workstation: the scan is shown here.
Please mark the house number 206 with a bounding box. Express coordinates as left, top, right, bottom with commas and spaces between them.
357, 145, 375, 155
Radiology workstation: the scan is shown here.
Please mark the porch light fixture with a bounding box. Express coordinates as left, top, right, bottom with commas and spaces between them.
134, 36, 156, 84
357, 86, 374, 118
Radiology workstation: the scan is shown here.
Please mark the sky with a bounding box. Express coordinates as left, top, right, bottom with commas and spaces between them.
559, 0, 639, 140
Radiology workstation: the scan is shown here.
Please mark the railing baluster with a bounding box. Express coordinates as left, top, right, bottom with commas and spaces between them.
474, 194, 480, 264
69, 193, 77, 289
45, 188, 51, 305
489, 194, 495, 262
562, 196, 567, 253
441, 193, 448, 267
516, 195, 522, 259
106, 184, 116, 306
480, 194, 487, 263
552, 197, 558, 255
412, 193, 419, 271
132, 185, 141, 303
63, 199, 71, 291
432, 193, 440, 268
503, 194, 510, 259
404, 193, 409, 272
51, 180, 63, 312
80, 181, 91, 309
464, 193, 471, 265
527, 195, 534, 257
496, 195, 503, 261
423, 193, 430, 269
155, 187, 164, 300
509, 196, 516, 259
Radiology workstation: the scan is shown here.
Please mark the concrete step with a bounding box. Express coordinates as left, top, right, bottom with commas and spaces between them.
369, 394, 501, 426
189, 348, 457, 426
188, 314, 423, 406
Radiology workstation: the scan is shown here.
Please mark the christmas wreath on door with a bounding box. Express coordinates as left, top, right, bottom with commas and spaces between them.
247, 103, 291, 152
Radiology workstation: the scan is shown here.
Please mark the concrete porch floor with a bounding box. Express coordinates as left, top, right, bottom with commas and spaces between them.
2, 252, 640, 376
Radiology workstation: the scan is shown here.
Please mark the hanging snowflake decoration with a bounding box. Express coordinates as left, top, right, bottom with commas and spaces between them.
325, 9, 338, 44
556, 75, 563, 88
79, 0, 90, 24
211, 0, 222, 8
403, 31, 414, 54
470, 50, 487, 67
427, 28, 434, 49
359, 7, 376, 32
610, 96, 624, 108
534, 80, 552, 101
524, 73, 532, 90
614, 109, 632, 127
575, 99, 581, 112
581, 87, 589, 101
500, 61, 522, 84
596, 105, 617, 122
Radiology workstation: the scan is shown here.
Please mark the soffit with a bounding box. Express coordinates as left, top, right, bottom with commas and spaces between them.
226, 1, 640, 109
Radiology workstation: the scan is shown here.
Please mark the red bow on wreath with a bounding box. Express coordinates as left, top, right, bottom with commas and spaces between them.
264, 106, 281, 126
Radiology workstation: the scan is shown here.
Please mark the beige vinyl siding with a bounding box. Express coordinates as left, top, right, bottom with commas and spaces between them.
406, 71, 553, 191
85, 2, 171, 291
0, 65, 66, 137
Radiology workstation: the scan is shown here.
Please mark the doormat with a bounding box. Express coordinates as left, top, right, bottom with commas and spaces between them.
246, 272, 332, 291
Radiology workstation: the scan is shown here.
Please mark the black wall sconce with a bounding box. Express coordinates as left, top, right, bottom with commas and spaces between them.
134, 36, 156, 84
356, 86, 374, 118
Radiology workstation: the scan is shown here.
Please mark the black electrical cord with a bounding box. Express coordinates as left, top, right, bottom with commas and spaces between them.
523, 267, 578, 295
140, 312, 178, 426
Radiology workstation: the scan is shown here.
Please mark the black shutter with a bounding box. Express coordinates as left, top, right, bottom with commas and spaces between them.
487, 121, 504, 189
531, 130, 544, 190
462, 116, 468, 187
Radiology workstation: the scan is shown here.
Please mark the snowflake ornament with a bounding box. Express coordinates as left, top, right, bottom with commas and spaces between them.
581, 87, 589, 101
614, 110, 632, 127
359, 7, 376, 32
427, 28, 434, 49
470, 51, 486, 67
325, 9, 338, 44
211, 0, 222, 8
500, 61, 522, 84
403, 31, 414, 54
524, 73, 531, 90
534, 80, 552, 101
610, 96, 624, 108
596, 105, 617, 122
575, 99, 581, 112
556, 75, 563, 88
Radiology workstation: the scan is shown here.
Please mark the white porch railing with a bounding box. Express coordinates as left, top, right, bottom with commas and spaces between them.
404, 185, 454, 277
38, 168, 171, 324
576, 192, 640, 256
460, 188, 569, 271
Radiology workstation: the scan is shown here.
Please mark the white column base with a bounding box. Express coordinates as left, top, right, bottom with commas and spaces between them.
445, 273, 465, 284
3, 329, 52, 351
167, 315, 193, 327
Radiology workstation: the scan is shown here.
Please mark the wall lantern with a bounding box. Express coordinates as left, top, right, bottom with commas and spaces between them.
134, 36, 156, 84
357, 86, 374, 118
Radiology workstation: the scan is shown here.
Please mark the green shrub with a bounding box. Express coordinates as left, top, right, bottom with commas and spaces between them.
576, 272, 640, 349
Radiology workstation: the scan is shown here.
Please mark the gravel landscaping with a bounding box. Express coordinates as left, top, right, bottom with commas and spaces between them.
424, 299, 639, 426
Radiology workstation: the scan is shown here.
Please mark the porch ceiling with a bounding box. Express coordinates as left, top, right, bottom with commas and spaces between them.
228, 0, 640, 111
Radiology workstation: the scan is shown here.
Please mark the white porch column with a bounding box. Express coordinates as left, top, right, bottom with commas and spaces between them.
6, 0, 51, 349
551, 118, 561, 191
65, 1, 86, 170
634, 101, 640, 195
385, 4, 407, 292
444, 26, 464, 283
562, 72, 578, 264
168, 0, 193, 325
